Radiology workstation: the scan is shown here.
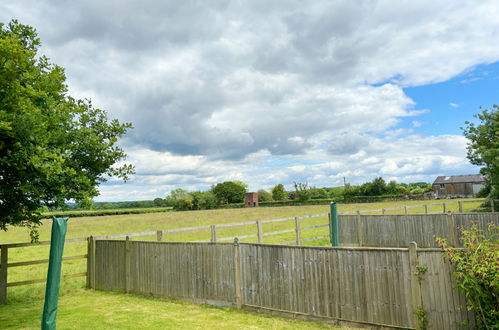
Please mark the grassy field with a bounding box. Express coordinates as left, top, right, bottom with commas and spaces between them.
0, 198, 485, 327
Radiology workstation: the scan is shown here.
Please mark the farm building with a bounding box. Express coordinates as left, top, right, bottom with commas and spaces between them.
432, 174, 485, 198
244, 192, 259, 207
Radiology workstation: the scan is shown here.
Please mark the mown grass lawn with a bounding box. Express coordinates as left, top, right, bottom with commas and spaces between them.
0, 289, 352, 329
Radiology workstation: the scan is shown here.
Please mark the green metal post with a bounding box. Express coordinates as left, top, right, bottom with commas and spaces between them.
330, 202, 339, 246
41, 217, 69, 330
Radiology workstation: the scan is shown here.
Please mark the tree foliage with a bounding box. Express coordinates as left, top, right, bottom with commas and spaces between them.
293, 182, 311, 202
0, 20, 134, 235
257, 189, 272, 202
462, 106, 499, 201
271, 184, 286, 201
211, 181, 247, 204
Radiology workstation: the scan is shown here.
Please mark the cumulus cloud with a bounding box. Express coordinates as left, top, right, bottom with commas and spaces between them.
0, 1, 492, 200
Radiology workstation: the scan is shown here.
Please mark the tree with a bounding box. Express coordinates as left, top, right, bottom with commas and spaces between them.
294, 182, 311, 202
271, 184, 286, 201
0, 20, 134, 237
165, 188, 192, 211
462, 106, 499, 201
189, 191, 217, 210
211, 181, 247, 204
153, 198, 166, 207
257, 189, 272, 202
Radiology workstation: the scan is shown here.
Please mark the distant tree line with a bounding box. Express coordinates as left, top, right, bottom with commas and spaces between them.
156, 177, 432, 211
50, 177, 433, 212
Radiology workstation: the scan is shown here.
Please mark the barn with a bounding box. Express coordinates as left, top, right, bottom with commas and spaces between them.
432, 174, 485, 198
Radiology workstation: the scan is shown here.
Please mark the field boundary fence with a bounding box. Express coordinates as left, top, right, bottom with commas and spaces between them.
88, 239, 476, 329
0, 198, 495, 304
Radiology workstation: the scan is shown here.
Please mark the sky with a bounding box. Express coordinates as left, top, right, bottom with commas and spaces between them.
1, 1, 498, 201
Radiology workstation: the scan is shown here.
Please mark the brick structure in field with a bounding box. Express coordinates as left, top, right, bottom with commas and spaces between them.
244, 192, 259, 207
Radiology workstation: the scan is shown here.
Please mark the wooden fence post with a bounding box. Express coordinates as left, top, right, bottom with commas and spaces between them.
408, 242, 424, 330
446, 213, 457, 247
125, 236, 131, 293
491, 199, 495, 212
330, 202, 339, 246
405, 206, 409, 215
156, 230, 163, 242
442, 203, 447, 214
0, 245, 8, 304
382, 208, 386, 215
458, 201, 463, 213
295, 217, 301, 246
86, 236, 96, 289
424, 204, 429, 214
257, 221, 263, 244
356, 213, 364, 247
211, 225, 217, 243
233, 238, 242, 309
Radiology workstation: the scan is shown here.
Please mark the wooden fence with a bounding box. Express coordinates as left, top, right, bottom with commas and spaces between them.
88, 239, 475, 329
339, 212, 499, 248
0, 203, 497, 304
0, 238, 87, 304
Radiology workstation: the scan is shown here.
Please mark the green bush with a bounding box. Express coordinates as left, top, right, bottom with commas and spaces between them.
436, 223, 499, 329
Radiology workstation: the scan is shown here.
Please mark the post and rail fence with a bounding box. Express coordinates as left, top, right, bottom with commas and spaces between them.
0, 198, 496, 305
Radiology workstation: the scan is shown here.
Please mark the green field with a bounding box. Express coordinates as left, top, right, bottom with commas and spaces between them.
0, 199, 485, 328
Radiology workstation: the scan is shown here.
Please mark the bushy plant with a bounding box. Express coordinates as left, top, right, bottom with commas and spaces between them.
436, 223, 498, 329
257, 189, 273, 202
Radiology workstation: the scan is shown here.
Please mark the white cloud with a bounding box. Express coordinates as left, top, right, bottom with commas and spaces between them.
0, 1, 492, 200
450, 103, 459, 108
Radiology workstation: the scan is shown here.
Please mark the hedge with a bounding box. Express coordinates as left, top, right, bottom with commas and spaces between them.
43, 207, 173, 218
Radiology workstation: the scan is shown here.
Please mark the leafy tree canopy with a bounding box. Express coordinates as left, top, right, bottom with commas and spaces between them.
294, 182, 311, 202
211, 181, 247, 204
462, 106, 499, 200
257, 189, 272, 202
0, 20, 134, 236
271, 184, 286, 201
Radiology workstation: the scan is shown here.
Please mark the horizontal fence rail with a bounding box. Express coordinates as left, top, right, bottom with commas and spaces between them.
89, 240, 475, 329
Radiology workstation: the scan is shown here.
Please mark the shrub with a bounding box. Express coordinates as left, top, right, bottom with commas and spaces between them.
436, 223, 499, 329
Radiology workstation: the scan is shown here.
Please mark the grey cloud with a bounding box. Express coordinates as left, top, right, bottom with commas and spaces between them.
328, 134, 370, 155
0, 0, 496, 200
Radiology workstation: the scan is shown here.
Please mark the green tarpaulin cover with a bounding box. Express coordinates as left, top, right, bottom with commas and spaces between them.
41, 217, 69, 330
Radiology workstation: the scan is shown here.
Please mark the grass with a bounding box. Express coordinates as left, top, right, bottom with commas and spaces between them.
0, 198, 486, 327
0, 289, 353, 329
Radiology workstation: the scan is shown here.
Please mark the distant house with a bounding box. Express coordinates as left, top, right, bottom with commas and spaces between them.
432, 174, 485, 198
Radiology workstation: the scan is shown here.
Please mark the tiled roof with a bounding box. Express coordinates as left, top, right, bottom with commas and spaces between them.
433, 174, 485, 184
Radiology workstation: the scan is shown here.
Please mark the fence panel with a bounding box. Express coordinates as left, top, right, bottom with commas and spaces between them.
339, 213, 499, 248
94, 241, 236, 307
240, 245, 414, 327
91, 240, 476, 329
418, 251, 475, 329
94, 240, 126, 292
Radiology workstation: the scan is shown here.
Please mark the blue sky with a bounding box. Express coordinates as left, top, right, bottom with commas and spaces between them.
2, 1, 498, 201
403, 62, 499, 136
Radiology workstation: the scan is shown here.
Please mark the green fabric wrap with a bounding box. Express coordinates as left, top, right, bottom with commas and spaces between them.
41, 217, 69, 330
